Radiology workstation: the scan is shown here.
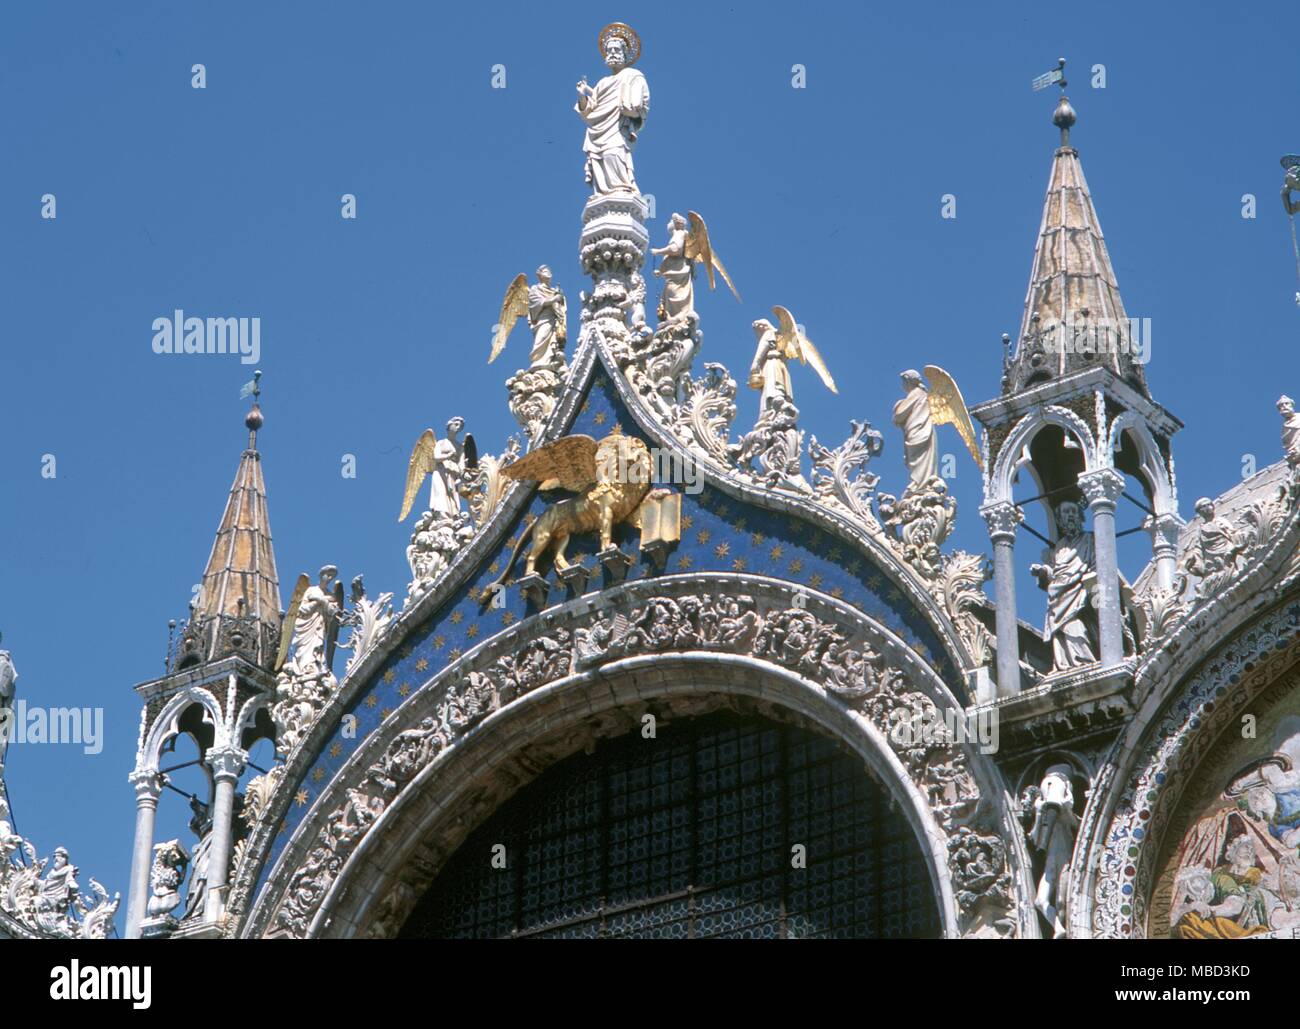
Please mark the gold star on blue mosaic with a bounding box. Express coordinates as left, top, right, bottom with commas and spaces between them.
366, 695, 378, 709
715, 542, 730, 558
594, 410, 607, 425
789, 558, 803, 574
295, 789, 309, 807
770, 544, 784, 561
330, 742, 343, 759
830, 586, 844, 599
827, 547, 843, 563
681, 515, 693, 530
415, 657, 429, 672
398, 683, 411, 697
383, 669, 396, 684
677, 554, 694, 570
451, 610, 464, 625
381, 707, 393, 719
399, 644, 413, 660
489, 560, 501, 574
502, 610, 515, 625
697, 529, 711, 544
750, 532, 764, 546
467, 624, 480, 639
313, 767, 325, 783
868, 574, 883, 590
808, 573, 822, 589
732, 557, 747, 571
735, 517, 747, 531
450, 648, 462, 661
433, 635, 446, 650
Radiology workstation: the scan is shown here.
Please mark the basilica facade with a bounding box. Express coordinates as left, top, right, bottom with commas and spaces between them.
5, 27, 1300, 941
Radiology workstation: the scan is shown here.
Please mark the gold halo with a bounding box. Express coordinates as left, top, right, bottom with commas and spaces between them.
597, 22, 641, 66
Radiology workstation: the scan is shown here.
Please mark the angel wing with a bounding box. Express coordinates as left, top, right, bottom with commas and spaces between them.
488, 274, 530, 364
275, 573, 310, 672
501, 434, 599, 492
772, 305, 837, 394
398, 429, 438, 522
923, 364, 981, 466
684, 211, 741, 302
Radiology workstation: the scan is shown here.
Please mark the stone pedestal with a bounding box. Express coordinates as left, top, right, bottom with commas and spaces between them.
580, 193, 650, 346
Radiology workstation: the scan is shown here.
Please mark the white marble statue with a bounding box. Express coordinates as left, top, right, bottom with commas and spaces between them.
280, 566, 344, 682
489, 268, 568, 372
575, 23, 649, 196
893, 370, 938, 486
748, 306, 836, 412
398, 418, 470, 524
1182, 497, 1246, 597
145, 839, 189, 924
651, 212, 739, 323
1031, 500, 1099, 671
1025, 765, 1079, 938
891, 367, 981, 490
1280, 395, 1300, 468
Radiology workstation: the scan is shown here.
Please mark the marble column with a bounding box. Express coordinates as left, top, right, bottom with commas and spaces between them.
125, 769, 163, 939
981, 501, 1023, 697
1080, 469, 1126, 668
1147, 511, 1181, 591
203, 745, 247, 924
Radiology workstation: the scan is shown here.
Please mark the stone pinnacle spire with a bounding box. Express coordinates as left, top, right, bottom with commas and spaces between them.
176, 374, 282, 671
1003, 93, 1150, 398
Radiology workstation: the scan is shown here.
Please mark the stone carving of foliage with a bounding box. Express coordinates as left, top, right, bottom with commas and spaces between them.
936, 551, 993, 668
670, 362, 739, 466
268, 591, 1012, 938
808, 419, 885, 530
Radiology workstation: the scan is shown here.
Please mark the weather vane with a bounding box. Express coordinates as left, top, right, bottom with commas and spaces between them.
1031, 57, 1067, 94
1281, 155, 1300, 305
1032, 58, 1076, 147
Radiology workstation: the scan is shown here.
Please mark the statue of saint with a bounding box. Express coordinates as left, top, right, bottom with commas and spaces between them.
1280, 395, 1300, 467
1182, 497, 1245, 596
37, 847, 79, 930
1025, 765, 1079, 938
575, 24, 649, 196
1031, 500, 1099, 671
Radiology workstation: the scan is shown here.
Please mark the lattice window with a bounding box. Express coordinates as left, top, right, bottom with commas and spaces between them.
400, 713, 940, 939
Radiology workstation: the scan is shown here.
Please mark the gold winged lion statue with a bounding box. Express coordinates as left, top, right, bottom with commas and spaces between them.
486, 428, 654, 590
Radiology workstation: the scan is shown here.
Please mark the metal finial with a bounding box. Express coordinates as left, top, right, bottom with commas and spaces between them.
1033, 58, 1074, 146
242, 370, 263, 447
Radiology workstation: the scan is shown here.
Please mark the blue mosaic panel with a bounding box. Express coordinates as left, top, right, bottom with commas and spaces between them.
255, 370, 961, 898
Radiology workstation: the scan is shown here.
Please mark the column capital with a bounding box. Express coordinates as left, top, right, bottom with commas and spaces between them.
1078, 468, 1125, 510
128, 768, 164, 803
205, 745, 248, 782
980, 500, 1023, 542
1144, 511, 1183, 552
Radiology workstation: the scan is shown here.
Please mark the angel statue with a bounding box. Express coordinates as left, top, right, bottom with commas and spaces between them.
651, 211, 740, 323
272, 565, 345, 754
398, 417, 477, 523
891, 367, 981, 489
484, 429, 655, 588
489, 267, 567, 373
749, 305, 837, 411
575, 23, 650, 196
276, 566, 345, 682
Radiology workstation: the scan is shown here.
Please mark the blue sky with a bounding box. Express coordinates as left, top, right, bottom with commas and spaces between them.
1, 0, 1296, 931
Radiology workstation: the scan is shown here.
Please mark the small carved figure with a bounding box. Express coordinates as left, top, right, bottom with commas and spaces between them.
1024, 764, 1079, 938
399, 417, 475, 523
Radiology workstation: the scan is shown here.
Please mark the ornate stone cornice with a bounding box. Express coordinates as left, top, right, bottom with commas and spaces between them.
236, 573, 1032, 941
